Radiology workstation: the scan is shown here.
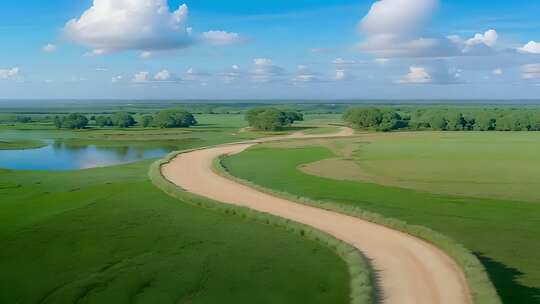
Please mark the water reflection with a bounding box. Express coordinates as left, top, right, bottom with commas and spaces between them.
0, 140, 175, 171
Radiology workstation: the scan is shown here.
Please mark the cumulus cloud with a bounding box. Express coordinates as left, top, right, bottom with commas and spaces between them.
42, 43, 57, 53
292, 65, 319, 83
357, 0, 502, 59
64, 0, 194, 54
202, 31, 242, 46
132, 70, 181, 83
357, 0, 451, 57
133, 72, 150, 83
251, 58, 285, 83
359, 0, 437, 36
139, 51, 153, 59
332, 58, 357, 65
154, 70, 171, 81
398, 66, 432, 83
521, 64, 540, 80
448, 30, 498, 55
0, 67, 19, 80
398, 63, 461, 84
221, 65, 243, 84
492, 68, 503, 75
519, 41, 540, 54
334, 69, 354, 81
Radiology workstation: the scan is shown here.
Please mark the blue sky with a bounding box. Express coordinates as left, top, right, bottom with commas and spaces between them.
1, 0, 540, 100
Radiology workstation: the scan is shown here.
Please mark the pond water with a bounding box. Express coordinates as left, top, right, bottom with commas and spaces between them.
0, 140, 175, 171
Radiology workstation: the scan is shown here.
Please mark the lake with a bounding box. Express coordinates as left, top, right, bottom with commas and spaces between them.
0, 140, 174, 171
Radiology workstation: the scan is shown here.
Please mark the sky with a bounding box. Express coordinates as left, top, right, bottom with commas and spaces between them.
1, 0, 540, 100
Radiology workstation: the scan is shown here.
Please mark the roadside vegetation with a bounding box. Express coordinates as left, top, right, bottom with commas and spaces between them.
222, 136, 540, 304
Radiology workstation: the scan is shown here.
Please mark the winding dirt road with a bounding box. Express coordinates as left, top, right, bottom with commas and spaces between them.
162, 128, 471, 304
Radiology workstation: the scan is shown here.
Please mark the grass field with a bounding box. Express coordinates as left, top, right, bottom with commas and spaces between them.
0, 114, 355, 304
0, 160, 350, 304
0, 139, 46, 150
333, 132, 539, 202
222, 134, 540, 304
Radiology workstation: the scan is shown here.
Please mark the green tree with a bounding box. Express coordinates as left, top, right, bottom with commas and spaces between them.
284, 111, 304, 124
343, 107, 383, 129
141, 115, 154, 128
55, 114, 88, 129
95, 116, 113, 127
473, 112, 496, 131
111, 112, 136, 128
246, 108, 289, 131
154, 109, 197, 128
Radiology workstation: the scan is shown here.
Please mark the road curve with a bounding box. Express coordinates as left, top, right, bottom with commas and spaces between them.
162, 128, 471, 304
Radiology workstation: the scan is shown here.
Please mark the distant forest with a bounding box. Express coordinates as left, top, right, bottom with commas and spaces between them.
343, 107, 540, 131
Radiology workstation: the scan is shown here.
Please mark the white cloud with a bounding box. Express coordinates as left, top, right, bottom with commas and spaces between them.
0, 67, 19, 80
518, 41, 540, 54
111, 75, 123, 83
375, 58, 390, 64
221, 65, 243, 84
398, 66, 432, 83
251, 58, 285, 83
332, 58, 356, 65
459, 29, 498, 54
398, 63, 461, 84
202, 31, 242, 46
335, 69, 349, 81
465, 30, 498, 48
154, 70, 171, 81
65, 0, 194, 54
492, 68, 503, 75
292, 65, 318, 83
133, 72, 150, 83
357, 0, 450, 58
359, 0, 437, 36
42, 43, 57, 53
521, 64, 540, 80
139, 51, 153, 59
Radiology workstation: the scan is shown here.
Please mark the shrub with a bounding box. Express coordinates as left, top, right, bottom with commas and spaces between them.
54, 113, 88, 129
111, 112, 136, 128
154, 109, 197, 128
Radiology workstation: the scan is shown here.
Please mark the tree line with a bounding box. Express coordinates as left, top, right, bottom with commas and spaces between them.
54, 108, 197, 129
344, 107, 540, 132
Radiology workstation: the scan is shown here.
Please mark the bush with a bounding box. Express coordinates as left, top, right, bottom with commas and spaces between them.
95, 116, 113, 127
141, 115, 154, 128
111, 112, 136, 128
344, 107, 406, 132
246, 108, 303, 131
154, 109, 197, 128
54, 114, 88, 129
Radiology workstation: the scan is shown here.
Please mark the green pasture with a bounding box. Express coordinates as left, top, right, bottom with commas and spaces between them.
0, 161, 350, 304
222, 134, 540, 304
0, 114, 355, 304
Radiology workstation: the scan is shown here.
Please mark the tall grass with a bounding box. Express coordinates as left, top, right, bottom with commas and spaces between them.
216, 154, 502, 304
149, 150, 377, 304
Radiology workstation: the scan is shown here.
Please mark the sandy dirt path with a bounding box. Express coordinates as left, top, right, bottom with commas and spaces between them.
162, 128, 471, 304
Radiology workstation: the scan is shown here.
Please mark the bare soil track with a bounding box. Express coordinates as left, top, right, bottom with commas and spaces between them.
162, 128, 471, 304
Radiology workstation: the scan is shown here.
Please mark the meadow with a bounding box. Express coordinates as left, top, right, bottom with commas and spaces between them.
0, 113, 353, 304
222, 133, 540, 304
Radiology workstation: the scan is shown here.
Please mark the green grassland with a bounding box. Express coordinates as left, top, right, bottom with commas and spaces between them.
0, 159, 350, 304
0, 114, 355, 304
0, 139, 46, 150
222, 134, 540, 304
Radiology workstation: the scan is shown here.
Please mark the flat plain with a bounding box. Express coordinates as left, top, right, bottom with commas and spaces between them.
222, 132, 540, 304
